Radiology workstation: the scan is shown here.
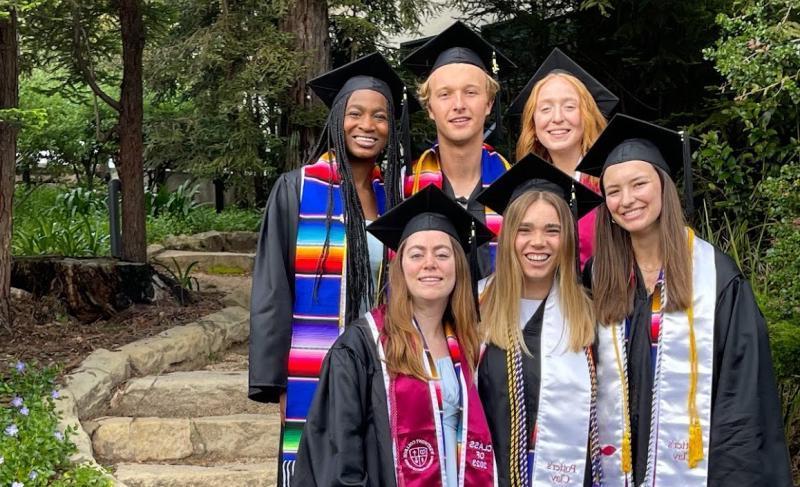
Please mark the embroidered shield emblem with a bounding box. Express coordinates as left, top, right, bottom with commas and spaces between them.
403, 439, 435, 472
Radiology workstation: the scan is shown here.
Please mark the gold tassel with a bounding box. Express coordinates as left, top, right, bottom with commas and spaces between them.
688, 420, 704, 468
621, 430, 633, 473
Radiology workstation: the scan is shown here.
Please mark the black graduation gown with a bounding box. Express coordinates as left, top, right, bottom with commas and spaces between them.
584, 250, 792, 486
478, 300, 594, 487
292, 318, 397, 487
440, 176, 494, 280
249, 169, 301, 403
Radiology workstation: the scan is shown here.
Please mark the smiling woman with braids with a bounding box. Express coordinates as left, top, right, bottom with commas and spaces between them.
247, 53, 418, 487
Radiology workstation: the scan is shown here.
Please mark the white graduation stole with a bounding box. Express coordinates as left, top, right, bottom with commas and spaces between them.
530, 284, 593, 486
597, 233, 716, 486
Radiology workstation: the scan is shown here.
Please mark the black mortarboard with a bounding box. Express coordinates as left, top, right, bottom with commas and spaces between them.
308, 52, 421, 114
507, 48, 619, 118
402, 21, 515, 144
366, 184, 494, 252
478, 153, 603, 219
576, 114, 700, 214
401, 21, 515, 77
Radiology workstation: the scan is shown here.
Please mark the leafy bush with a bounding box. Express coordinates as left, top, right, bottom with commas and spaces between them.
54, 187, 107, 218
146, 207, 262, 244
146, 180, 200, 218
761, 163, 800, 320
13, 215, 110, 257
0, 361, 111, 486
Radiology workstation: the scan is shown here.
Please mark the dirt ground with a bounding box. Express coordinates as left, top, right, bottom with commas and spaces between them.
0, 289, 224, 374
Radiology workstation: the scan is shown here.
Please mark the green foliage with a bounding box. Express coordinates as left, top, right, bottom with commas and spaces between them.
761, 164, 800, 319
698, 0, 800, 227
146, 180, 200, 218
55, 187, 107, 218
12, 184, 261, 256
13, 215, 110, 257
153, 259, 200, 305
17, 70, 117, 188
146, 207, 262, 244
0, 361, 112, 486
145, 0, 302, 201
12, 185, 110, 257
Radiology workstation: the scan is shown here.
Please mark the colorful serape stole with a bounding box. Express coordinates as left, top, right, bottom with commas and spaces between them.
279, 152, 385, 485
403, 143, 510, 272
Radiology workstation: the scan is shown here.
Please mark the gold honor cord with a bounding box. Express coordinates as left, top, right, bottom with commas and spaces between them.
685, 228, 704, 468
612, 227, 703, 475
610, 324, 633, 474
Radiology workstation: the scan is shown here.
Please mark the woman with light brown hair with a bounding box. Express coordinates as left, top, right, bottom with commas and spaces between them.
476, 154, 604, 486
508, 48, 619, 269
292, 185, 496, 487
577, 114, 791, 486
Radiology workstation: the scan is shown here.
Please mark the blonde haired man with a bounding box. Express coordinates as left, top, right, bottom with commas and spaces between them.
402, 21, 514, 278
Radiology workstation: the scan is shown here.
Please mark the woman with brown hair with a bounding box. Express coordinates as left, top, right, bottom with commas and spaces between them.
292, 185, 496, 487
508, 48, 618, 269
476, 155, 604, 487
578, 114, 791, 486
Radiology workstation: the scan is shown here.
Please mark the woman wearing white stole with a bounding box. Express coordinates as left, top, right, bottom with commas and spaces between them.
476, 154, 605, 487
577, 114, 791, 486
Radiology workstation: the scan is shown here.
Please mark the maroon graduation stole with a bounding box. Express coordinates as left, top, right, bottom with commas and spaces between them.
367, 307, 495, 487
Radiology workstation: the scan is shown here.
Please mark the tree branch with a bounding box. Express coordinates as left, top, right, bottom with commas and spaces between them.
70, 2, 121, 112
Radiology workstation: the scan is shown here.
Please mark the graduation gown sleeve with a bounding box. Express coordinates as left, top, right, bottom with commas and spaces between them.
292, 320, 397, 487
706, 251, 792, 486
248, 170, 301, 403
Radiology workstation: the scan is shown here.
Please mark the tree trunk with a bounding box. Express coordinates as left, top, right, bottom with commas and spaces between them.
117, 0, 147, 262
0, 8, 19, 329
279, 0, 330, 170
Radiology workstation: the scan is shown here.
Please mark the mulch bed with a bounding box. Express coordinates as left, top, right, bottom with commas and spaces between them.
0, 291, 224, 375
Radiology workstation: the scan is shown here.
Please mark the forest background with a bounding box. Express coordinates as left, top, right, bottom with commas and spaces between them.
0, 0, 798, 477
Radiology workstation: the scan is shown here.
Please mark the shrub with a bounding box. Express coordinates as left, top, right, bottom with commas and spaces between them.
54, 187, 108, 218
146, 207, 262, 244
13, 215, 110, 257
0, 361, 111, 486
146, 180, 200, 218
762, 163, 800, 320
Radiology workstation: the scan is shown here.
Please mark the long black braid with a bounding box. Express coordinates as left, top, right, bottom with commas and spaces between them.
311, 91, 402, 323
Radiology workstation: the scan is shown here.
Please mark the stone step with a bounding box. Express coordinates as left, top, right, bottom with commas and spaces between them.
153, 250, 255, 274
114, 463, 276, 487
92, 414, 280, 464
109, 371, 272, 418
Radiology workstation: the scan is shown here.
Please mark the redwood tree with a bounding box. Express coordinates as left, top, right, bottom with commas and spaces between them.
0, 6, 18, 328
116, 0, 146, 262
278, 0, 330, 171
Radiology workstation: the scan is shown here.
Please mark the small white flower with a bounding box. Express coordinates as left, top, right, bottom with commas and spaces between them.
10, 396, 22, 408
5, 424, 19, 437
12, 482, 24, 487
19, 407, 29, 416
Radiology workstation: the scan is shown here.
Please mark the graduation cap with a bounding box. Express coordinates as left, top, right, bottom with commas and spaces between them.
366, 184, 494, 253
402, 21, 516, 144
478, 153, 603, 219
575, 114, 700, 215
308, 52, 422, 114
507, 48, 619, 119
401, 21, 515, 77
